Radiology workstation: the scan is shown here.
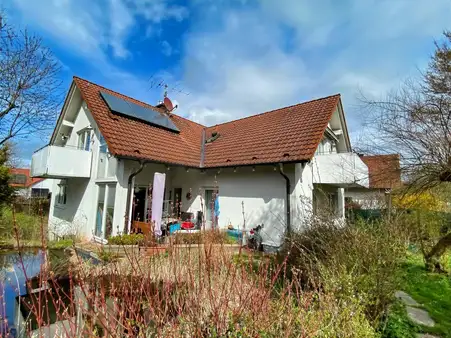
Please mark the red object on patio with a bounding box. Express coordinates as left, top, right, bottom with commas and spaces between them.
181, 221, 195, 230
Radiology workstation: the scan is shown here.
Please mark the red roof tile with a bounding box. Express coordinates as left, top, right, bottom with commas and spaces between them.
204, 95, 340, 167
74, 77, 205, 167
10, 168, 44, 188
360, 154, 401, 189
73, 77, 340, 168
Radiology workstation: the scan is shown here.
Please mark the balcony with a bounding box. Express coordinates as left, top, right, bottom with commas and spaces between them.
312, 152, 369, 188
31, 145, 92, 178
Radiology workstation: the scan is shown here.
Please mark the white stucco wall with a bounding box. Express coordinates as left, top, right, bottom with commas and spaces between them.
48, 103, 100, 240
345, 188, 387, 209
291, 162, 314, 230
119, 163, 298, 247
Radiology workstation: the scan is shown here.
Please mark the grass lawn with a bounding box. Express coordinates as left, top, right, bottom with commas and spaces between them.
385, 250, 451, 337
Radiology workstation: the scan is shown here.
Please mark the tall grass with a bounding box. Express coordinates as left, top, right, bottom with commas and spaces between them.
282, 216, 409, 328
6, 209, 412, 337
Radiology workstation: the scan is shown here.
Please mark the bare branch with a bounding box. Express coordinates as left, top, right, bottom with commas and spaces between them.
0, 12, 62, 145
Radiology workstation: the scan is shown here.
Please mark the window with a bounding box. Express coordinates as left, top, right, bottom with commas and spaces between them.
31, 188, 49, 198
97, 134, 116, 179
315, 138, 338, 155
10, 174, 27, 185
77, 129, 92, 151
57, 182, 67, 205
95, 183, 116, 239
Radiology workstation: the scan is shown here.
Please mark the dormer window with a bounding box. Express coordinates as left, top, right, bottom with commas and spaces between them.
77, 128, 92, 151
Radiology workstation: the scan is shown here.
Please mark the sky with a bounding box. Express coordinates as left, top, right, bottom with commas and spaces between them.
2, 0, 451, 165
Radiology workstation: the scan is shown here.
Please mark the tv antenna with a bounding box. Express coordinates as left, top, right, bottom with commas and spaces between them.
147, 74, 190, 97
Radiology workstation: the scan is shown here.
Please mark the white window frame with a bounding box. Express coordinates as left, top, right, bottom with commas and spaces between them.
56, 181, 67, 205
94, 183, 117, 240
97, 134, 117, 179
77, 128, 92, 151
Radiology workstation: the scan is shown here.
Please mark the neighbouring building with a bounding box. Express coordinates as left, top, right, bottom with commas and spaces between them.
345, 154, 401, 209
31, 76, 370, 248
9, 168, 53, 198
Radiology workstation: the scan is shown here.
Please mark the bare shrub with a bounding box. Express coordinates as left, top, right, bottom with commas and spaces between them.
282, 215, 409, 327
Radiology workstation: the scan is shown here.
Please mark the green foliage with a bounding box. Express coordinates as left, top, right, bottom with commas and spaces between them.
97, 249, 120, 263
400, 252, 451, 336
108, 234, 144, 245
48, 238, 74, 249
380, 301, 418, 338
173, 230, 238, 245
283, 218, 408, 327
0, 208, 43, 244
0, 145, 14, 207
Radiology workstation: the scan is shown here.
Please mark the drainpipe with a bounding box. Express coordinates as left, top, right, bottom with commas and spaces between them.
124, 160, 146, 233
278, 163, 291, 235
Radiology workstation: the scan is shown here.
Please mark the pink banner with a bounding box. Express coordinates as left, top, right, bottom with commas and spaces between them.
151, 172, 166, 236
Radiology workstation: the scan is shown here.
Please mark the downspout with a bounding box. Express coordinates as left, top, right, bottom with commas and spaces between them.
124, 160, 146, 233
278, 163, 291, 235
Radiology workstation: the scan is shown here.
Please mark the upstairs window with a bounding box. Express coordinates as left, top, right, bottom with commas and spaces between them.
77, 129, 92, 151
10, 174, 27, 185
97, 134, 117, 179
316, 138, 338, 155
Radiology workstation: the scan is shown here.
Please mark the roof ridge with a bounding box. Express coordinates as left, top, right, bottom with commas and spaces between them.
206, 93, 341, 129
72, 76, 207, 128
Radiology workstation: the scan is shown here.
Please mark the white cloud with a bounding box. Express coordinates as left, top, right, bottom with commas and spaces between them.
161, 40, 173, 56
109, 0, 134, 58
173, 0, 451, 130
132, 0, 189, 23
8, 0, 189, 60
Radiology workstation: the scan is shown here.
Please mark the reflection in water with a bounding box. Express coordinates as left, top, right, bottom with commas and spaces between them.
0, 249, 69, 337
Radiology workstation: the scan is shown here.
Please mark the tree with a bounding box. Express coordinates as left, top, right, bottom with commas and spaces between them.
0, 145, 14, 208
363, 31, 451, 272
0, 12, 62, 146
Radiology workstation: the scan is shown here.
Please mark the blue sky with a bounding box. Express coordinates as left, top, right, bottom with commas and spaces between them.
2, 0, 451, 165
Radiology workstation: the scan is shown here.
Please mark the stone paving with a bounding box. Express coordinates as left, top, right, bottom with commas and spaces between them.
395, 290, 440, 337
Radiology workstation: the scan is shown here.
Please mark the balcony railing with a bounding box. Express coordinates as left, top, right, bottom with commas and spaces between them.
31, 145, 92, 178
312, 152, 369, 188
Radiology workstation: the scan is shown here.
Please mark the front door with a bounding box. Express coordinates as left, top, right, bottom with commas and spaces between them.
132, 188, 146, 222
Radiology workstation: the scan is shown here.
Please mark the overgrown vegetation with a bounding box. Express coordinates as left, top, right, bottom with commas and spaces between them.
0, 207, 43, 245
0, 145, 14, 210
283, 217, 409, 327
108, 233, 144, 245
363, 30, 451, 271
173, 229, 238, 245
400, 251, 451, 337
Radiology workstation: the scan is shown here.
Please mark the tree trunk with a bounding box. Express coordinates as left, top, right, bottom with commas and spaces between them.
424, 232, 451, 273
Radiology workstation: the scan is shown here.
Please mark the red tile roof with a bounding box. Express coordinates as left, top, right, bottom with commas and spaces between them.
73, 76, 341, 168
360, 154, 401, 189
204, 95, 340, 167
10, 168, 44, 188
74, 77, 205, 167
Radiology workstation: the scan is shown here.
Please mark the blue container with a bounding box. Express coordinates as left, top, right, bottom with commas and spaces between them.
169, 223, 181, 234
226, 229, 243, 240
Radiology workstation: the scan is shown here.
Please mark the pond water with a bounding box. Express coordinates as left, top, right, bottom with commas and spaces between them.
0, 249, 68, 337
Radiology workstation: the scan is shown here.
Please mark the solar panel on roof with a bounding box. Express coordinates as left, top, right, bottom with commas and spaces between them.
99, 91, 179, 133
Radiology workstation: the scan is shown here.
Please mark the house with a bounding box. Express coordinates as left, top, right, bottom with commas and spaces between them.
30, 76, 369, 247
345, 154, 401, 209
9, 168, 53, 198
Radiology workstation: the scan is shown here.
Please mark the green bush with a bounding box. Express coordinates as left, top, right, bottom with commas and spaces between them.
0, 207, 43, 243
108, 234, 144, 245
283, 217, 408, 327
48, 238, 74, 249
173, 230, 238, 245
